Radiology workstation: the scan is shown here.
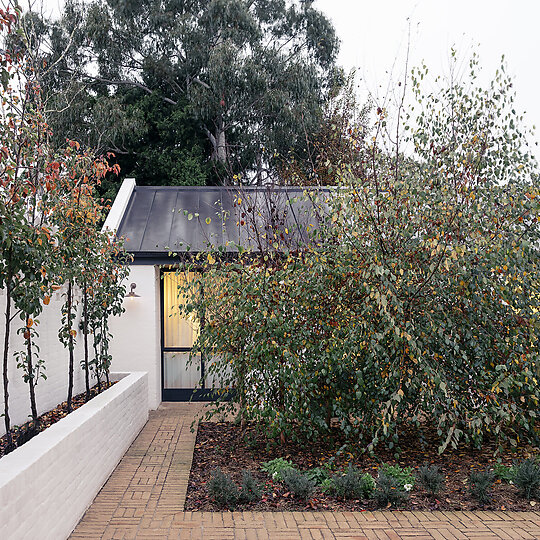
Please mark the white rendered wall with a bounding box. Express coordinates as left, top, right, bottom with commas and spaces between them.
0, 371, 148, 540
109, 264, 162, 409
0, 285, 94, 437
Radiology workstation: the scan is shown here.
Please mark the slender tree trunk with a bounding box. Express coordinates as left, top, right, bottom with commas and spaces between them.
83, 283, 90, 401
92, 325, 101, 393
2, 272, 13, 448
25, 316, 38, 426
103, 317, 110, 386
66, 280, 74, 412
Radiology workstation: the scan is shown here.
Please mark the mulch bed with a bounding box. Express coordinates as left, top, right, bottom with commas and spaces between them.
186, 421, 539, 512
0, 381, 116, 459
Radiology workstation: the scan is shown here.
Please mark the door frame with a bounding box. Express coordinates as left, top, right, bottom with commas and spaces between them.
160, 268, 215, 401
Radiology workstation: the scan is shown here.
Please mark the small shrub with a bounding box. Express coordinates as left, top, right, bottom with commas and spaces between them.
374, 471, 409, 507
320, 477, 333, 493
207, 468, 239, 508
513, 459, 540, 500
331, 465, 375, 499
417, 465, 445, 495
239, 470, 262, 503
261, 457, 295, 481
493, 463, 515, 483
380, 463, 415, 491
469, 469, 495, 505
307, 465, 332, 485
281, 468, 316, 501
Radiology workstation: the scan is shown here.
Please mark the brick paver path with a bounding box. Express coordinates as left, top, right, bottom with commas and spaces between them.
70, 403, 540, 540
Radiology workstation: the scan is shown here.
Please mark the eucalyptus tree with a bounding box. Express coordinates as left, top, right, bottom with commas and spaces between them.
44, 0, 341, 185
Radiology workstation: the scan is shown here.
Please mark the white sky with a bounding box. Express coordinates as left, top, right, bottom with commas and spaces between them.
41, 0, 540, 155
314, 0, 540, 154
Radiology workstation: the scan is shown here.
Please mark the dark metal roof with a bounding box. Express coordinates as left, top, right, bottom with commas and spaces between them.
117, 185, 330, 259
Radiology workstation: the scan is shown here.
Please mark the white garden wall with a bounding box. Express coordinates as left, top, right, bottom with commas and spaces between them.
108, 264, 162, 409
0, 371, 148, 540
0, 284, 94, 437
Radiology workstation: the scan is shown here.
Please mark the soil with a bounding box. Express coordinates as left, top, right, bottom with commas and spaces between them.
186, 422, 539, 512
0, 381, 116, 459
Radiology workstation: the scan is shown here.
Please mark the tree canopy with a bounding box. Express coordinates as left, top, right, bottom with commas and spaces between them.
41, 0, 341, 191
175, 55, 540, 453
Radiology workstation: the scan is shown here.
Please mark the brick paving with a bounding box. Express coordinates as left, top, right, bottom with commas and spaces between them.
70, 403, 540, 540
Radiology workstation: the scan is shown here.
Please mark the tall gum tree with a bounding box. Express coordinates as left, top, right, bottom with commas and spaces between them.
44, 0, 341, 183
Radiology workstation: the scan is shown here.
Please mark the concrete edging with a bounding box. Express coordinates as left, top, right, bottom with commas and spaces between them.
0, 371, 149, 540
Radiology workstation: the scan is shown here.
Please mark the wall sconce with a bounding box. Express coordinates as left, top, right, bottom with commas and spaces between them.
125, 283, 140, 300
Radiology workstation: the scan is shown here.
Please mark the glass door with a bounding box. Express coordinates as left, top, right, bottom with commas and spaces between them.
161, 270, 210, 400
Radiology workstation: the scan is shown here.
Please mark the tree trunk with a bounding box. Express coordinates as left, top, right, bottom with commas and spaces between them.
2, 270, 13, 448
66, 280, 74, 412
103, 316, 110, 386
205, 121, 227, 166
215, 128, 227, 164
83, 283, 90, 401
92, 324, 101, 393
25, 316, 38, 425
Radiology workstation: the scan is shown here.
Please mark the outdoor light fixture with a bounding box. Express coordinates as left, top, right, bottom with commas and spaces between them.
125, 283, 140, 300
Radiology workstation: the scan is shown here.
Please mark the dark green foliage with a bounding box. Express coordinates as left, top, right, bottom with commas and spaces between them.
331, 465, 375, 499
374, 472, 409, 507
307, 465, 332, 485
238, 471, 262, 503
40, 0, 341, 186
207, 468, 239, 508
469, 469, 496, 505
493, 463, 516, 483
380, 464, 415, 491
176, 53, 540, 453
513, 459, 540, 500
281, 468, 316, 501
417, 465, 445, 495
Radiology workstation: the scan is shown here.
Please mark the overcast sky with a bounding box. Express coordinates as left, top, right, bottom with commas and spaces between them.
41, 0, 540, 155
314, 0, 540, 155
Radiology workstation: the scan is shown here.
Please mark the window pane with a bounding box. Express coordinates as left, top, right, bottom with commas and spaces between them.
163, 352, 202, 389
163, 271, 200, 348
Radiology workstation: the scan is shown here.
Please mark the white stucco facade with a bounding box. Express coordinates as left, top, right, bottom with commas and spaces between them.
108, 264, 162, 409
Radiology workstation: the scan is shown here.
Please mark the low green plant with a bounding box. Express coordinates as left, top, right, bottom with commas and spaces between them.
493, 463, 515, 483
417, 465, 445, 495
513, 459, 540, 500
307, 464, 332, 485
469, 469, 495, 505
320, 477, 333, 493
331, 465, 375, 499
380, 463, 415, 491
261, 457, 295, 481
281, 468, 316, 501
239, 471, 262, 503
374, 471, 409, 507
207, 468, 239, 508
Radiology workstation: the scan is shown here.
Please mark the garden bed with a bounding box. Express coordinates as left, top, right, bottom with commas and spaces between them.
0, 381, 116, 459
186, 422, 539, 512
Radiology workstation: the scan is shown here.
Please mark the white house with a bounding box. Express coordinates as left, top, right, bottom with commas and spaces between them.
105, 178, 322, 410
